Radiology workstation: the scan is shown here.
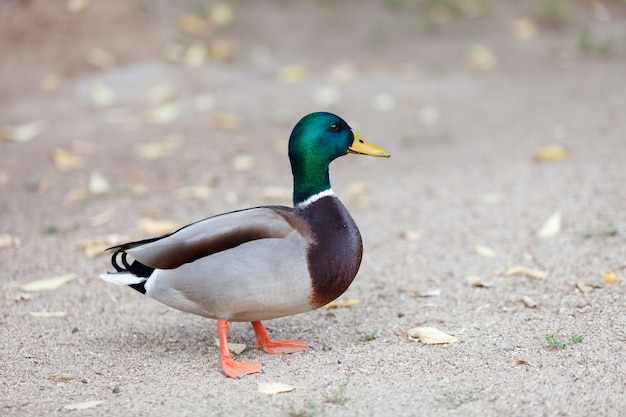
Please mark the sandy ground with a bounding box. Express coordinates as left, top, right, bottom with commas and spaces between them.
2, 1, 626, 416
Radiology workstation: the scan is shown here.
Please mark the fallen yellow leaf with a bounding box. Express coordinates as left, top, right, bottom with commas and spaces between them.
257, 382, 296, 395
183, 42, 208, 67
177, 13, 210, 36
0, 233, 20, 250
278, 64, 308, 83
209, 40, 232, 61
407, 327, 458, 344
231, 154, 256, 172
41, 73, 61, 91
90, 80, 117, 107
10, 273, 76, 292
85, 48, 116, 69
504, 266, 549, 279
521, 295, 538, 308
400, 230, 421, 241
145, 103, 181, 125
137, 218, 182, 235
208, 2, 235, 29
534, 145, 567, 161
475, 244, 497, 258
63, 401, 104, 411
133, 135, 183, 159
28, 311, 68, 318
258, 186, 291, 202
512, 19, 538, 40
213, 339, 247, 354
466, 45, 497, 70
88, 171, 112, 196
175, 185, 213, 200
602, 271, 617, 285
536, 210, 561, 239
212, 114, 243, 131
575, 282, 597, 293
53, 148, 85, 171
0, 120, 45, 142
325, 298, 360, 309
144, 83, 176, 105
66, 0, 90, 13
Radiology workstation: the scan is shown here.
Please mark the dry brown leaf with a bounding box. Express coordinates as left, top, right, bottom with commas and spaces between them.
144, 83, 176, 105
53, 148, 85, 171
50, 374, 77, 382
85, 48, 116, 69
90, 80, 117, 107
213, 339, 247, 354
419, 289, 441, 298
208, 2, 235, 29
88, 208, 116, 227
178, 13, 210, 36
212, 114, 243, 131
407, 327, 458, 344
536, 210, 561, 239
133, 135, 183, 159
28, 311, 68, 318
184, 42, 208, 67
145, 103, 181, 125
41, 73, 61, 91
88, 171, 112, 196
602, 271, 618, 285
328, 63, 356, 85
466, 45, 497, 70
258, 186, 291, 202
278, 65, 308, 83
0, 120, 45, 142
400, 230, 421, 241
512, 19, 538, 39
504, 266, 549, 279
209, 40, 232, 61
76, 234, 129, 258
175, 185, 213, 200
63, 401, 104, 411
10, 273, 76, 292
0, 170, 8, 184
137, 218, 182, 235
475, 244, 497, 258
66, 0, 90, 13
231, 154, 256, 172
465, 276, 491, 288
575, 282, 597, 293
534, 145, 567, 161
67, 187, 90, 201
514, 359, 530, 366
257, 382, 295, 395
521, 295, 538, 308
325, 298, 360, 309
0, 233, 20, 250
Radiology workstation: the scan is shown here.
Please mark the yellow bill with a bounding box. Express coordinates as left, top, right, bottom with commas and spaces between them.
348, 132, 390, 158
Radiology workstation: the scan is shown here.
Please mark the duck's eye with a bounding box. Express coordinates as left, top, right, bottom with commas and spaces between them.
328, 124, 340, 133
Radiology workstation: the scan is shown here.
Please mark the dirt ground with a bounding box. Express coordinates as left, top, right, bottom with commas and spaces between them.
2, 1, 626, 416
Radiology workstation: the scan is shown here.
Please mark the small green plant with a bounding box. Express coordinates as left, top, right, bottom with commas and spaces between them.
358, 330, 378, 341
545, 328, 584, 349
289, 401, 325, 417
327, 381, 349, 405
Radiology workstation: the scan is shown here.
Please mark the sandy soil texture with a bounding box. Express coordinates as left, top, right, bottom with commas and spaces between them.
2, 1, 626, 416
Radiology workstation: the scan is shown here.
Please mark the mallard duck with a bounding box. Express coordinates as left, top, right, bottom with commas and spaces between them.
101, 112, 390, 378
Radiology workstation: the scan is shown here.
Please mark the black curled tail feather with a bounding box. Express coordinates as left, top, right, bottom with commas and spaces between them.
109, 248, 155, 294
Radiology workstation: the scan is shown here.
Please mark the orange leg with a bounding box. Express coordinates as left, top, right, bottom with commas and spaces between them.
251, 321, 309, 355
218, 320, 262, 379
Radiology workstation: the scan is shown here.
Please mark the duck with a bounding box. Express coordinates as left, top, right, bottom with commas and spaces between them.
100, 112, 390, 378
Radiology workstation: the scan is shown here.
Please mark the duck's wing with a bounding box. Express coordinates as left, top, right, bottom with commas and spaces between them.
108, 206, 309, 270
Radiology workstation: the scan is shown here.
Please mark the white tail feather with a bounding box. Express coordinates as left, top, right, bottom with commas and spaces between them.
100, 272, 147, 286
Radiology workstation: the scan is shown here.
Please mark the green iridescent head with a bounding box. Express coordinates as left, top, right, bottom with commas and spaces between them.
288, 112, 390, 205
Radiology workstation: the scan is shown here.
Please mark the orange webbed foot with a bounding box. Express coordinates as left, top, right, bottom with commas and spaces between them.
221, 358, 262, 379
218, 320, 263, 379
251, 321, 309, 355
